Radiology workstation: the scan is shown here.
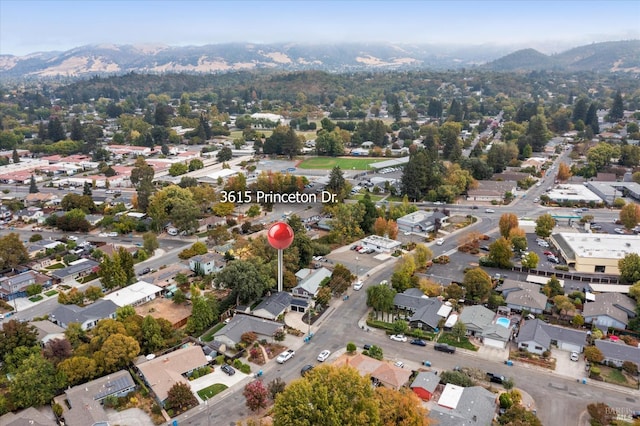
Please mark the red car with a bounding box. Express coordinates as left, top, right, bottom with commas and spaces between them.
543, 251, 553, 256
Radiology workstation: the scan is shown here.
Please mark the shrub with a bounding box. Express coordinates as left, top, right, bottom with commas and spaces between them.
240, 364, 251, 374
346, 342, 356, 353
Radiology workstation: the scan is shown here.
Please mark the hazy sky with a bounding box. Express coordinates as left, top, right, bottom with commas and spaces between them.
1, 0, 638, 56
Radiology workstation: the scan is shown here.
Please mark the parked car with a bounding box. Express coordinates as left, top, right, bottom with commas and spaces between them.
538, 241, 550, 247
108, 232, 118, 237
67, 235, 78, 241
614, 228, 624, 234
570, 352, 580, 362
139, 267, 151, 276
389, 335, 407, 342
220, 364, 235, 376
486, 372, 504, 384
436, 238, 444, 245
394, 361, 405, 368
301, 364, 314, 376
410, 339, 427, 346
317, 350, 331, 362
590, 224, 602, 230
353, 281, 364, 291
434, 343, 456, 354
543, 250, 554, 256
363, 344, 372, 350
485, 209, 495, 213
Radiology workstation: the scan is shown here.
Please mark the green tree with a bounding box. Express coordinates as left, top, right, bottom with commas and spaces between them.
243, 380, 269, 411
217, 147, 233, 162
392, 319, 409, 335
186, 295, 218, 335
572, 314, 585, 327
9, 354, 65, 409
173, 288, 186, 304
57, 356, 98, 385
619, 203, 640, 230
619, 253, 640, 283
147, 185, 199, 233
188, 158, 204, 171
0, 320, 38, 361
327, 203, 365, 245
215, 259, 264, 305
499, 405, 542, 426
609, 90, 624, 121
535, 214, 556, 237
99, 252, 127, 290
326, 166, 348, 202
143, 231, 159, 255
117, 246, 136, 285
165, 382, 197, 413
84, 285, 103, 301
0, 233, 29, 269
367, 345, 384, 360
358, 193, 378, 234
488, 237, 513, 269
169, 162, 188, 176
439, 371, 474, 387
542, 275, 564, 298
130, 156, 155, 212
141, 315, 164, 354
98, 333, 140, 373
452, 321, 467, 342
28, 175, 39, 193
412, 244, 433, 269
521, 252, 539, 269
273, 365, 380, 426
366, 283, 396, 321
462, 267, 493, 301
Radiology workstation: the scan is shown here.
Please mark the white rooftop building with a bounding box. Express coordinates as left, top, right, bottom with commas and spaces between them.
103, 281, 162, 307
546, 184, 602, 204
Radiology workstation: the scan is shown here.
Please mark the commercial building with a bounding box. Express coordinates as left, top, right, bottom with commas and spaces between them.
551, 232, 639, 275
546, 184, 602, 204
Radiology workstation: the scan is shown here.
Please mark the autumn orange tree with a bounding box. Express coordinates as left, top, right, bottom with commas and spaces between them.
499, 213, 519, 238
557, 162, 572, 182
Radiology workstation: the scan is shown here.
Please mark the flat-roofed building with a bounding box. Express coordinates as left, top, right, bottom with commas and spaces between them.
585, 181, 640, 205
546, 184, 602, 204
551, 232, 639, 275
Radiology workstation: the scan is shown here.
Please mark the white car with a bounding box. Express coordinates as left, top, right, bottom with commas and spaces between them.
108, 232, 118, 237
485, 209, 495, 213
394, 361, 405, 368
389, 335, 407, 342
98, 232, 109, 237
570, 352, 580, 362
353, 281, 364, 291
317, 350, 331, 362
436, 238, 444, 246
67, 235, 78, 241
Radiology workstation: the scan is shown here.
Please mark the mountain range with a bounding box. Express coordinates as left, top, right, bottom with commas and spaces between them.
0, 40, 638, 80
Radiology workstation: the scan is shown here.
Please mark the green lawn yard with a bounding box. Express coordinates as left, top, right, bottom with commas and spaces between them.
197, 383, 228, 400
297, 157, 386, 170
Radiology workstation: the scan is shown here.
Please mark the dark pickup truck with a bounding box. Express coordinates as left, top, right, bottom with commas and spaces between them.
486, 372, 505, 384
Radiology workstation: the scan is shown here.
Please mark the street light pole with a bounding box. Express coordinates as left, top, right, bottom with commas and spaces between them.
355, 256, 359, 281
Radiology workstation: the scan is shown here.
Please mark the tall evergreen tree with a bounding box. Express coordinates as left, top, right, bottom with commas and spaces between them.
83, 182, 92, 196
37, 121, 47, 140
585, 103, 600, 135
572, 98, 588, 124
29, 175, 39, 193
609, 90, 624, 121
12, 148, 20, 164
47, 117, 65, 142
70, 118, 84, 141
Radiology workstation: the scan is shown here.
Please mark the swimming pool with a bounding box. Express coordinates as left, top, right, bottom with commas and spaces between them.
496, 317, 510, 328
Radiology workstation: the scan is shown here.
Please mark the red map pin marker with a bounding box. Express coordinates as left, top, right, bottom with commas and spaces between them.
267, 222, 294, 250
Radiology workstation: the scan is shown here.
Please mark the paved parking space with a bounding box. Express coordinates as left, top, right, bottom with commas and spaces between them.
107, 407, 156, 426
190, 367, 249, 403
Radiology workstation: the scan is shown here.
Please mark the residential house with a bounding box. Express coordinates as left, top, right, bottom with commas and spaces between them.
397, 210, 449, 233
333, 353, 412, 390
394, 288, 430, 313
50, 258, 99, 284
458, 305, 512, 349
136, 345, 208, 406
583, 293, 636, 330
27, 238, 65, 258
595, 339, 640, 369
290, 267, 332, 313
15, 207, 43, 222
213, 313, 283, 349
55, 370, 136, 426
51, 299, 118, 330
189, 252, 223, 275
252, 292, 292, 320
500, 280, 548, 314
103, 281, 162, 307
517, 319, 588, 355
410, 371, 440, 401
0, 407, 53, 426
29, 320, 66, 345
429, 384, 497, 426
139, 263, 192, 290
25, 192, 59, 206
0, 270, 52, 301
409, 299, 449, 331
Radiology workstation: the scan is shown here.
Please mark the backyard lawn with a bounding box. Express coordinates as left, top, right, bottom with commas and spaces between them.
201, 322, 226, 342
297, 157, 385, 170
197, 383, 228, 400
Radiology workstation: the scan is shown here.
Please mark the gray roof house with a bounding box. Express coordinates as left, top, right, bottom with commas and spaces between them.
595, 339, 640, 369
0, 270, 38, 300
458, 305, 494, 336
517, 319, 588, 355
397, 210, 449, 233
29, 320, 66, 345
213, 314, 283, 348
56, 370, 136, 426
394, 289, 430, 313
50, 258, 99, 283
500, 280, 548, 314
252, 292, 292, 320
429, 385, 497, 426
408, 298, 446, 331
410, 371, 440, 401
0, 407, 53, 426
292, 267, 332, 299
583, 293, 636, 330
51, 299, 118, 330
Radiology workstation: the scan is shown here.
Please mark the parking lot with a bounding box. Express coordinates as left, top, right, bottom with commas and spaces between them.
325, 244, 389, 278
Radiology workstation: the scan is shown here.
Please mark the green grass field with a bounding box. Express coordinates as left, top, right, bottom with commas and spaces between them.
197, 383, 228, 400
297, 157, 386, 170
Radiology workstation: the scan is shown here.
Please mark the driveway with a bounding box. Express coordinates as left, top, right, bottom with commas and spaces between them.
553, 349, 587, 380
107, 407, 155, 426
190, 367, 249, 403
